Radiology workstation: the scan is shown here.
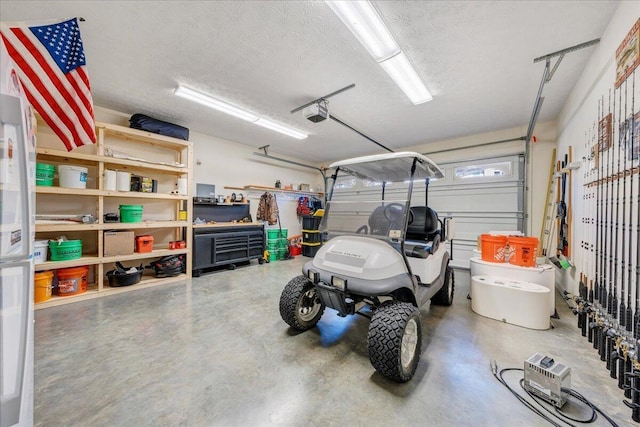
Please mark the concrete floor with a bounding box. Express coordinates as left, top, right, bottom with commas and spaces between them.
34, 257, 631, 426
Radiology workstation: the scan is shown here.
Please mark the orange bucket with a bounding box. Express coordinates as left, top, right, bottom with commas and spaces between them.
508, 236, 539, 267
480, 234, 507, 262
34, 271, 54, 303
56, 266, 89, 297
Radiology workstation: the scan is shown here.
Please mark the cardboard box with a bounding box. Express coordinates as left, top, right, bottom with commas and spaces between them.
104, 231, 134, 256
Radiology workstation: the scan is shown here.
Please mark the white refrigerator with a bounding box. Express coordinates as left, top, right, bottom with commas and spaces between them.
0, 37, 36, 427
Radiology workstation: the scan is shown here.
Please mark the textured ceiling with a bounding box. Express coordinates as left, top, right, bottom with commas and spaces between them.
1, 1, 619, 164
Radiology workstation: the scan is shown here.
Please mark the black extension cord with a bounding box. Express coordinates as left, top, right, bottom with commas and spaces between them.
491, 361, 619, 427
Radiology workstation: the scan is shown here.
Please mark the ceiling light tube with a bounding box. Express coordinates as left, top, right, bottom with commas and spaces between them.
326, 0, 399, 61
327, 0, 433, 104
255, 118, 308, 140
175, 85, 258, 122
175, 85, 308, 139
379, 52, 433, 104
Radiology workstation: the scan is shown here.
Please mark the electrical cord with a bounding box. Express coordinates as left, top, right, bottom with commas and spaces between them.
491, 361, 619, 427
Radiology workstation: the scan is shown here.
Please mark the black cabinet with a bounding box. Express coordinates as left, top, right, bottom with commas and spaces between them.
193, 225, 265, 276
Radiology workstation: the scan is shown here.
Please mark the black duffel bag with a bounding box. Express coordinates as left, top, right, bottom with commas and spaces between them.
129, 113, 189, 141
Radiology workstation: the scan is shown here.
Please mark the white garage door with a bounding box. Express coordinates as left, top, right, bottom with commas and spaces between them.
427, 154, 525, 268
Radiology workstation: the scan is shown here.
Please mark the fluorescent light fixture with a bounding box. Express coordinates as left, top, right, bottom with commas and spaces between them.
175, 85, 307, 139
327, 0, 432, 105
326, 0, 399, 62
255, 118, 307, 140
379, 52, 433, 104
175, 86, 258, 122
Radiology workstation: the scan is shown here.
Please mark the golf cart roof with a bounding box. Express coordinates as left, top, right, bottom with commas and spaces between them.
329, 151, 444, 183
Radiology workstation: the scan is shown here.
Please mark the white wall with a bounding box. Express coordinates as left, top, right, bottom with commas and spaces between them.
555, 2, 638, 294
94, 107, 324, 237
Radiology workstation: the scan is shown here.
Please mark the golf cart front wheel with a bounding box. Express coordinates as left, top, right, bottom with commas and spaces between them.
368, 301, 422, 382
279, 275, 325, 331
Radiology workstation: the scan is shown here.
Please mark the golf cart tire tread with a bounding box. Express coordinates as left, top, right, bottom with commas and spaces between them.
368, 301, 422, 382
279, 275, 325, 331
431, 266, 454, 306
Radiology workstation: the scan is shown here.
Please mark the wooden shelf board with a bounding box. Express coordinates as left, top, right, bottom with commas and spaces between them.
104, 221, 190, 229
97, 122, 191, 149
37, 146, 188, 174
102, 158, 187, 174
34, 256, 101, 271
36, 223, 102, 232
102, 248, 188, 263
36, 186, 102, 196
34, 283, 100, 310
101, 190, 189, 200
36, 147, 100, 163
34, 274, 189, 310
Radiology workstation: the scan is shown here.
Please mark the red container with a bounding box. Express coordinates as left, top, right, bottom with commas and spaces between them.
135, 235, 154, 253
169, 240, 186, 249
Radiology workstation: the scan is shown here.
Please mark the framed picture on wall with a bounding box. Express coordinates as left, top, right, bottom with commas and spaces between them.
598, 113, 612, 152
616, 18, 639, 88
623, 110, 640, 162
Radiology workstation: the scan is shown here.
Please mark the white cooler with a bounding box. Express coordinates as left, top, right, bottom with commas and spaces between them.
471, 275, 551, 330
469, 257, 555, 315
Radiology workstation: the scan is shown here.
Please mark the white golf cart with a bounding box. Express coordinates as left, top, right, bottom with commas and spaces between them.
279, 151, 455, 382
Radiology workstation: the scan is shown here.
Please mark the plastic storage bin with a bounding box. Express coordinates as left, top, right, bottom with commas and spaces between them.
49, 240, 82, 261
34, 271, 54, 303
58, 164, 88, 189
119, 205, 143, 223
56, 266, 89, 296
301, 242, 322, 257
35, 163, 55, 186
33, 239, 49, 263
302, 216, 321, 231
135, 235, 154, 253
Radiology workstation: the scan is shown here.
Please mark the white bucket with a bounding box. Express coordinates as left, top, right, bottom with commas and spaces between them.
104, 169, 117, 191
116, 171, 131, 192
33, 240, 49, 264
58, 165, 88, 189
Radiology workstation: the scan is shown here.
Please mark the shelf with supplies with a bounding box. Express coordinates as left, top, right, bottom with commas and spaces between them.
224, 185, 324, 198
34, 120, 193, 309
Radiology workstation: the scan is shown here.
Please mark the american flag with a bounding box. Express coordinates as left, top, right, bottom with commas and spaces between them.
1, 17, 96, 151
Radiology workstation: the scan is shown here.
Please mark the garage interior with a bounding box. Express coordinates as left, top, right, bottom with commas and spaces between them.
1, 1, 639, 426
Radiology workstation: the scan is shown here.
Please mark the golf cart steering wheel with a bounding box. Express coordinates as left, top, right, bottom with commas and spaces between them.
355, 225, 368, 234
383, 203, 412, 224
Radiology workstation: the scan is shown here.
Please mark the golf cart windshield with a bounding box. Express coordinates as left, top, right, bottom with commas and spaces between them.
320, 152, 443, 242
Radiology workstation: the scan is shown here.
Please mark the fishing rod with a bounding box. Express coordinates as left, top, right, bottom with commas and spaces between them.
619, 75, 634, 391
598, 91, 613, 362
603, 90, 615, 365
577, 137, 589, 335
592, 98, 604, 351
626, 70, 635, 336
609, 87, 623, 379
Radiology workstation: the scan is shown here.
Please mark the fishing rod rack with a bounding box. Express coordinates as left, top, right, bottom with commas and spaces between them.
563, 68, 640, 422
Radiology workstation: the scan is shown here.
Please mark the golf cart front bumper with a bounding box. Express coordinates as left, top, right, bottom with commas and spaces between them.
302, 261, 414, 316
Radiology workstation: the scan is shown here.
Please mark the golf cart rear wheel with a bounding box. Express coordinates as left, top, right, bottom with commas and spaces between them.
368, 301, 422, 382
279, 275, 325, 331
431, 266, 454, 306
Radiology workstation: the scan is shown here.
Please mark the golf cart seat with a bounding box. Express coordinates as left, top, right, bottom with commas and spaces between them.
369, 204, 404, 236
404, 206, 440, 258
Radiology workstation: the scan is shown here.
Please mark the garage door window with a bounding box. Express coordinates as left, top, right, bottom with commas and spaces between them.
454, 161, 512, 180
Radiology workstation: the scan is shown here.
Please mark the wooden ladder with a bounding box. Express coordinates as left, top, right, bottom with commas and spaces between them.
538, 148, 557, 257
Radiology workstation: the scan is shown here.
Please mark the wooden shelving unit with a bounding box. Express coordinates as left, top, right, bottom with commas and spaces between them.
34, 121, 193, 310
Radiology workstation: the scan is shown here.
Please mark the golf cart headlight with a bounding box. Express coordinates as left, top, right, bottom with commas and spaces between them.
307, 269, 319, 283
331, 276, 347, 291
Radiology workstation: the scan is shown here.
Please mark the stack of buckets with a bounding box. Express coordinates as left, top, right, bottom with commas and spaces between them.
480, 234, 539, 267
266, 228, 288, 261
33, 238, 89, 303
